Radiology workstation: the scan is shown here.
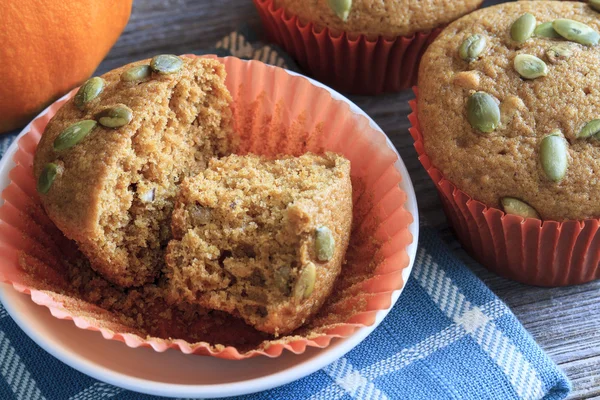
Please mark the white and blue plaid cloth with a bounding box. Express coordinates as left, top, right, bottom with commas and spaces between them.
0, 29, 571, 399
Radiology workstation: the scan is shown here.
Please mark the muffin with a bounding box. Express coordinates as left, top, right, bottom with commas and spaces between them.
412, 1, 600, 285
253, 0, 483, 94
165, 152, 353, 335
33, 56, 233, 287
3, 55, 413, 358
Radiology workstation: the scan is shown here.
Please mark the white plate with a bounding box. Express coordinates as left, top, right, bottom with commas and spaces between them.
0, 69, 419, 398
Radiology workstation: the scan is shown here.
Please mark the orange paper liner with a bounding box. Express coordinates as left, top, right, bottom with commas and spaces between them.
0, 56, 414, 359
409, 87, 600, 287
252, 0, 444, 95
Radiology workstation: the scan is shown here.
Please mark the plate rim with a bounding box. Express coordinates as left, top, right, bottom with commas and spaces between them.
0, 60, 419, 398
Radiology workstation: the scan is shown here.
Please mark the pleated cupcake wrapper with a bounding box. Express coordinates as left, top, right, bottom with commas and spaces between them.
252, 0, 443, 95
0, 55, 414, 359
409, 87, 600, 287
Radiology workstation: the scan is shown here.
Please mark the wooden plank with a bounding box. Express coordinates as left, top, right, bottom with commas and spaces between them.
97, 0, 600, 397
95, 0, 262, 75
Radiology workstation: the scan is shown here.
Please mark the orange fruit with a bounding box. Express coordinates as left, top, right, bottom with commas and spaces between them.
0, 0, 133, 133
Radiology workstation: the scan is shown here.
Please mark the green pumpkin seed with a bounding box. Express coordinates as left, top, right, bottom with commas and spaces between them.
513, 54, 548, 79
540, 131, 568, 182
53, 120, 97, 151
553, 19, 600, 46
73, 77, 105, 110
458, 34, 488, 62
578, 119, 600, 138
511, 13, 536, 43
501, 197, 540, 219
293, 262, 316, 301
37, 163, 60, 194
534, 21, 561, 38
96, 105, 133, 128
315, 226, 335, 261
546, 43, 575, 63
121, 65, 152, 82
327, 0, 352, 21
591, 0, 600, 12
467, 92, 500, 133
150, 54, 183, 74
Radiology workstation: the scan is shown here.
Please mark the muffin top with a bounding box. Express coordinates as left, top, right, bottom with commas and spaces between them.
418, 1, 600, 221
273, 0, 483, 38
33, 56, 233, 286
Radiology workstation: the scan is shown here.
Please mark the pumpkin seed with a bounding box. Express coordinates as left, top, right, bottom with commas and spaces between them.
96, 105, 133, 128
121, 65, 152, 82
274, 265, 292, 296
327, 0, 352, 21
540, 131, 568, 182
591, 0, 600, 12
511, 13, 536, 43
189, 204, 211, 225
546, 43, 575, 63
467, 92, 500, 133
553, 19, 600, 46
37, 163, 60, 194
578, 119, 600, 138
74, 77, 105, 110
534, 21, 561, 38
53, 120, 97, 151
513, 54, 548, 79
458, 34, 487, 62
315, 226, 335, 261
150, 54, 183, 74
293, 262, 316, 301
501, 197, 540, 219
139, 188, 156, 203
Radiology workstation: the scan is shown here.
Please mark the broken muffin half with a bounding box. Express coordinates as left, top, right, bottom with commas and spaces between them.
165, 152, 352, 335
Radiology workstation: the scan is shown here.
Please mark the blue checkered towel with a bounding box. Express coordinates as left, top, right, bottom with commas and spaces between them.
0, 29, 571, 399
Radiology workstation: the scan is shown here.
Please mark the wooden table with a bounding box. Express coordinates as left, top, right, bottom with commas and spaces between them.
97, 1, 600, 398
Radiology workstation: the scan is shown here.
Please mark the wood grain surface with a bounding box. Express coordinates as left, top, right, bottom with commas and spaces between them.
96, 1, 600, 398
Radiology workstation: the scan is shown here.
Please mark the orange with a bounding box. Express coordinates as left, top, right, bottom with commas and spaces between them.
0, 0, 133, 133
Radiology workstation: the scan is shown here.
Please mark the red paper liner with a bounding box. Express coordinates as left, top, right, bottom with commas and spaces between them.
0, 56, 414, 359
252, 0, 444, 95
409, 87, 600, 287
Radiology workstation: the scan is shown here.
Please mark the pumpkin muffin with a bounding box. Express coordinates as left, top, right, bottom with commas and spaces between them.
34, 56, 233, 287
418, 0, 600, 221
165, 152, 352, 335
254, 0, 483, 94
274, 0, 484, 38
